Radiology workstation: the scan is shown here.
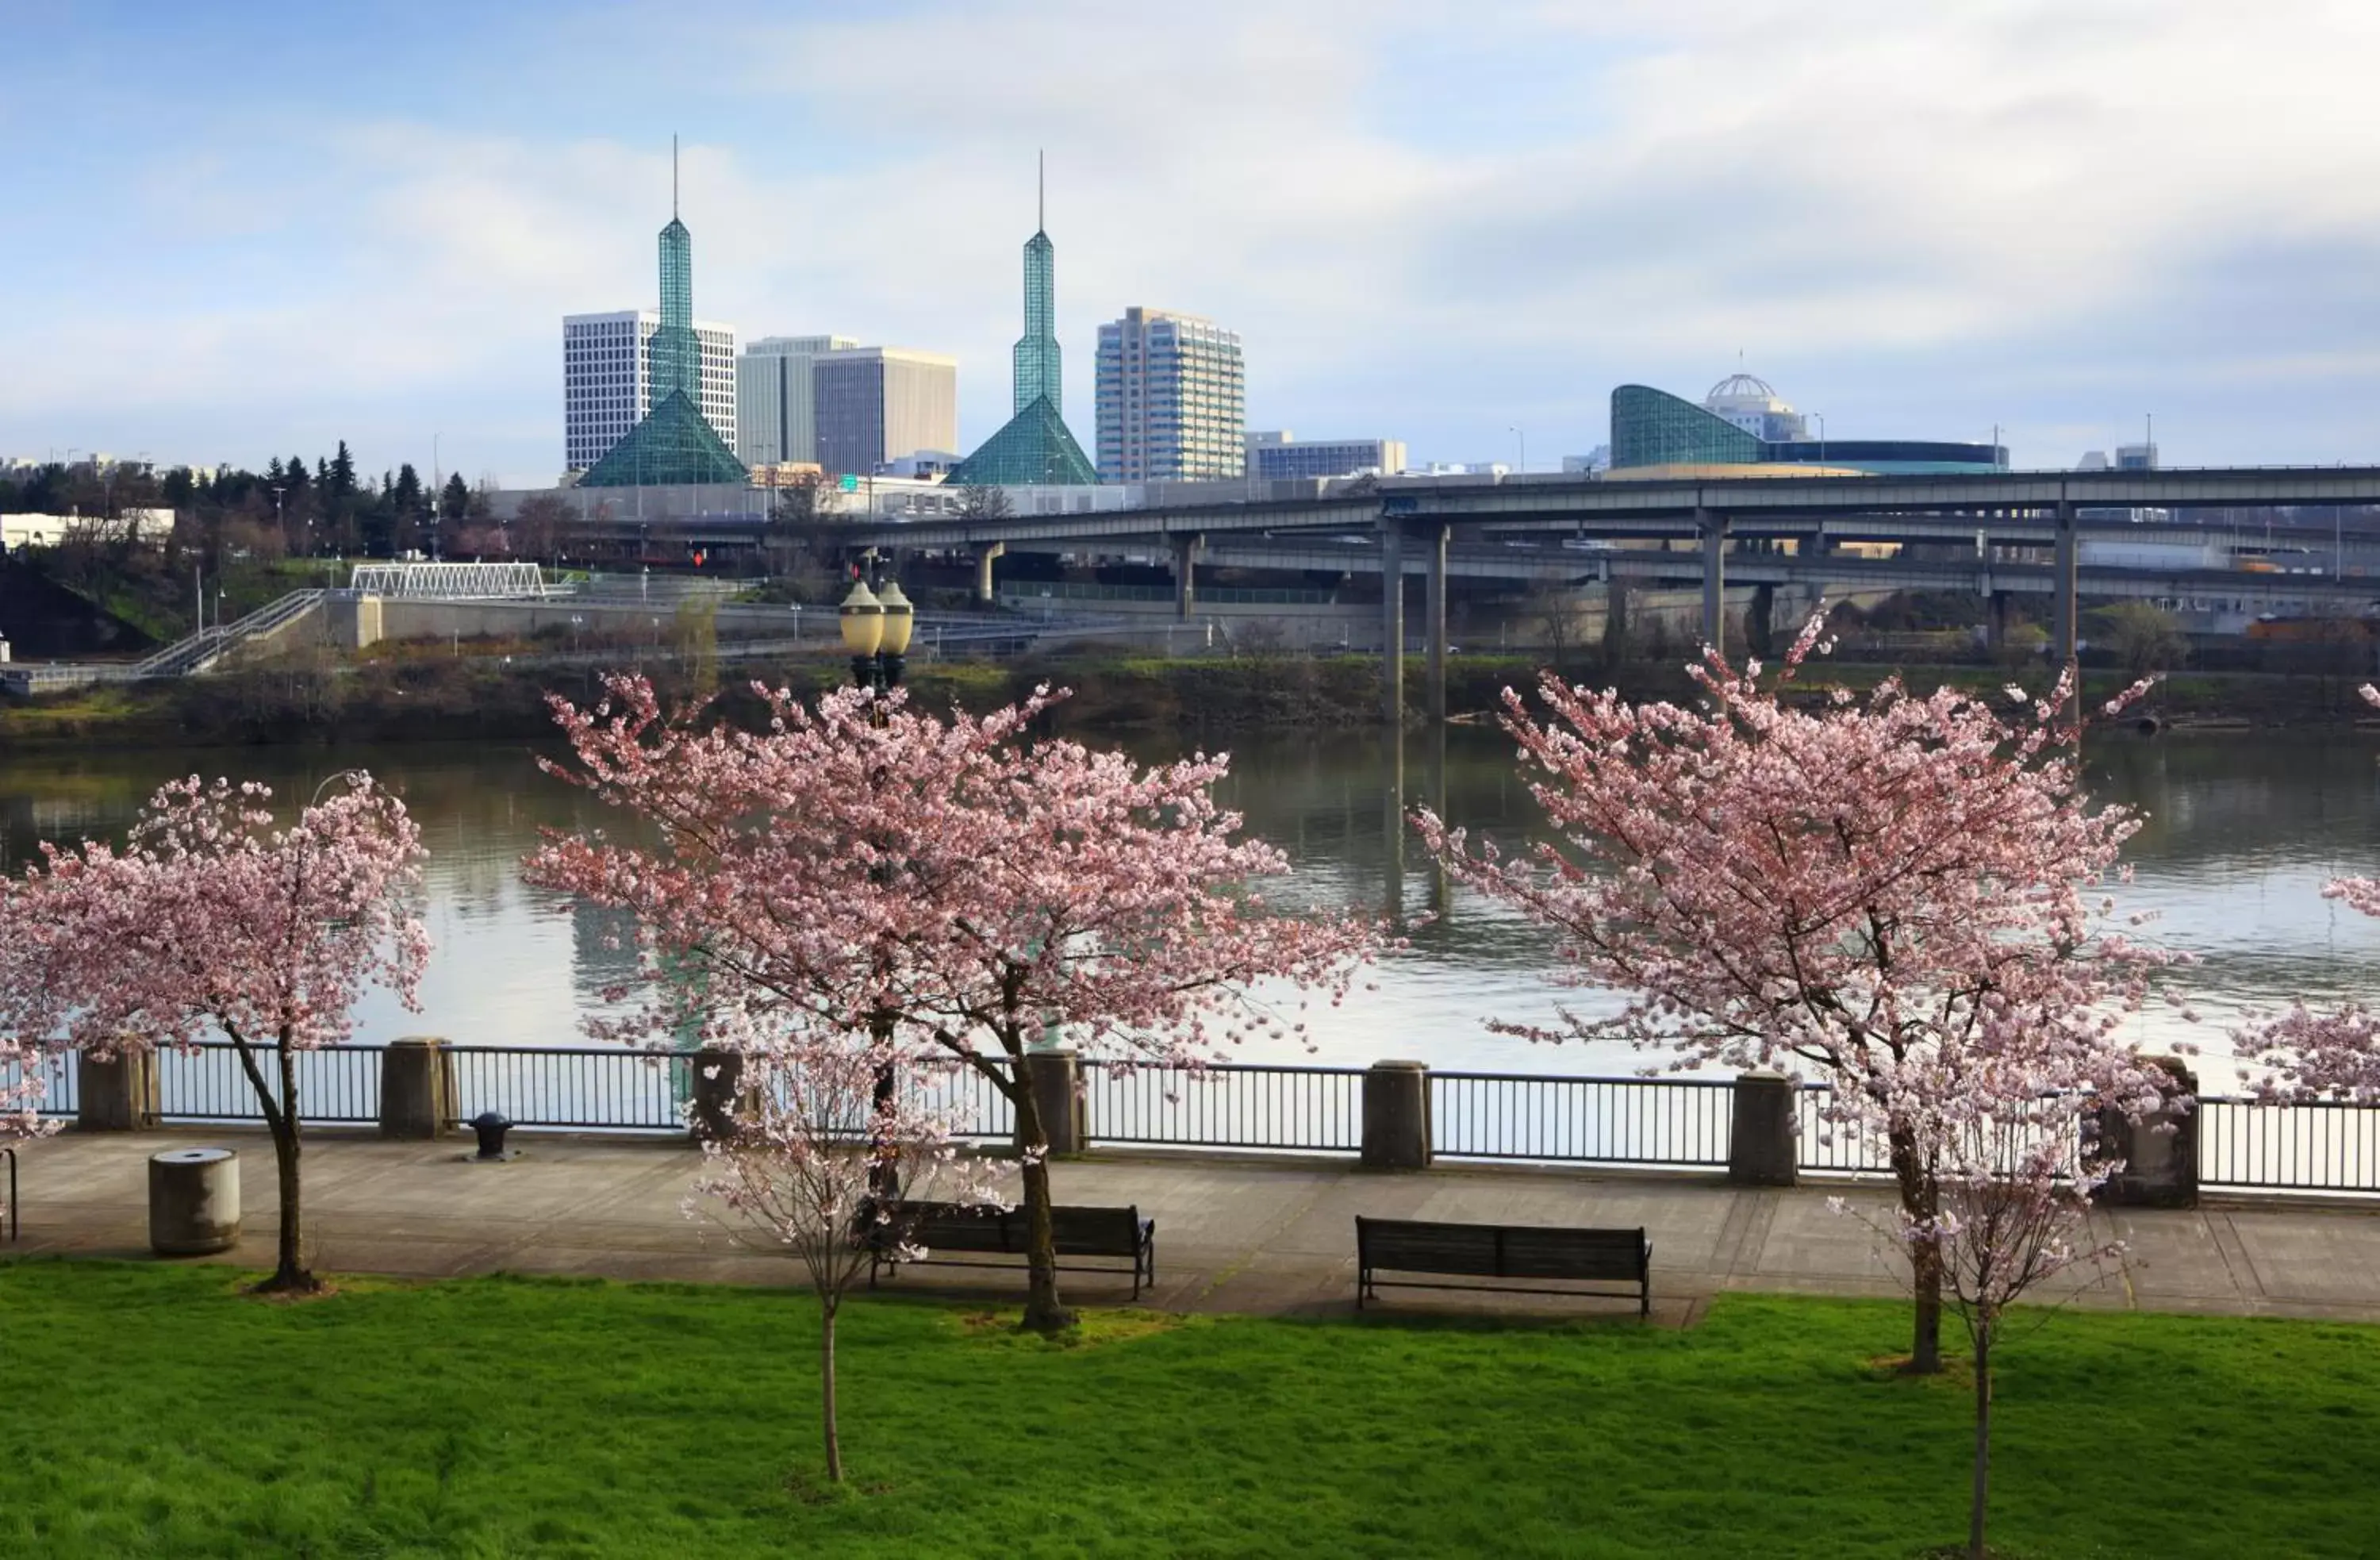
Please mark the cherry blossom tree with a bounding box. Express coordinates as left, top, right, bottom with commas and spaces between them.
10, 774, 428, 1293
0, 887, 67, 1194
1834, 1052, 2127, 1560
692, 1036, 1004, 1482
526, 674, 1380, 1334
1418, 618, 2175, 1372
2246, 684, 2380, 1103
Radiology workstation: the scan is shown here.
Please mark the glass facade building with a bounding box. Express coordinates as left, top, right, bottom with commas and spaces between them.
1609, 384, 2006, 475
943, 394, 1098, 486
1014, 229, 1061, 418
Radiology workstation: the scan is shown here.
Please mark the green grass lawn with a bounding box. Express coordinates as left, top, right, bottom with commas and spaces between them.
0, 1262, 2374, 1558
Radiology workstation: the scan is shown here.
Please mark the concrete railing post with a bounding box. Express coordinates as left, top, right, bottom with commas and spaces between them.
76, 1045, 159, 1132
379, 1036, 456, 1139
1019, 1048, 1086, 1158
2093, 1057, 2199, 1209
688, 1046, 745, 1144
1728, 1070, 1798, 1186
1361, 1059, 1432, 1170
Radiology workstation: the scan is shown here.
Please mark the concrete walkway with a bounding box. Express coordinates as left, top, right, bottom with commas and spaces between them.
9, 1128, 2380, 1324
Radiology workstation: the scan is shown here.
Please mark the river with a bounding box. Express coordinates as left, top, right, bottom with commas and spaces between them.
2, 724, 2374, 1089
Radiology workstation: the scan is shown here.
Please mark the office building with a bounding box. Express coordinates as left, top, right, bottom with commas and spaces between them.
564, 312, 739, 471
1095, 306, 1245, 482
1609, 375, 2005, 476
1244, 432, 1407, 482
576, 157, 747, 489
946, 165, 1098, 487
736, 335, 856, 467
812, 347, 959, 478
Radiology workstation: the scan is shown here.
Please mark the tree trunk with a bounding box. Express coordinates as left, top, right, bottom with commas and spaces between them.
265, 1039, 313, 1293
1970, 1319, 1993, 1560
1008, 1069, 1076, 1335
820, 1302, 843, 1484
1889, 1122, 1944, 1374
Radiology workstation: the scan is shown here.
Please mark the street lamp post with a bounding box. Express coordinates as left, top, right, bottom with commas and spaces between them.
838, 561, 916, 1203
839, 569, 914, 694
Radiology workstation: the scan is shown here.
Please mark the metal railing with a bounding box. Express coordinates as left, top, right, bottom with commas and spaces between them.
1084, 1062, 1364, 1151
2198, 1098, 2380, 1193
16, 1045, 2379, 1195
1435, 1072, 1733, 1166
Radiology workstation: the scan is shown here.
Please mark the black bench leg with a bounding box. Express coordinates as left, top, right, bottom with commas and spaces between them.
1356, 1266, 1368, 1310
1640, 1281, 1649, 1320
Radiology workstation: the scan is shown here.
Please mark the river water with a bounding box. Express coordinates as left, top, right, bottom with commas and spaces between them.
2, 724, 2374, 1089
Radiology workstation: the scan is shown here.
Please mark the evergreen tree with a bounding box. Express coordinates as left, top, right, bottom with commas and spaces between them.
439, 472, 470, 521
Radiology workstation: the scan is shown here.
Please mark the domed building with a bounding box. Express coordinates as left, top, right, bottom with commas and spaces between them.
1607, 372, 2005, 478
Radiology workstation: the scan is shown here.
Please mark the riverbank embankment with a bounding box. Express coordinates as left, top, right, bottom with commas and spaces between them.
2, 647, 2374, 750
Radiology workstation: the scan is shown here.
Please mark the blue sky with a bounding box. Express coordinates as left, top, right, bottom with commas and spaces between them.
6, 0, 2378, 485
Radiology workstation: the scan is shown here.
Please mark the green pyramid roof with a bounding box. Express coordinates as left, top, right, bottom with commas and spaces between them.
944, 394, 1099, 486
579, 390, 749, 488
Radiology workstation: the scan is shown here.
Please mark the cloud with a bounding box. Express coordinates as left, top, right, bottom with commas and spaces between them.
4, 0, 2378, 480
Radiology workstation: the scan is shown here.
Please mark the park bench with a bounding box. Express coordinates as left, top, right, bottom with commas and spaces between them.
1355, 1216, 1652, 1316
868, 1200, 1157, 1299
2, 1147, 15, 1243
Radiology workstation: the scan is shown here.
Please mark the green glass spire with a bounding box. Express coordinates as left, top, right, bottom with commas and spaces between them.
580, 136, 747, 488
1012, 152, 1062, 417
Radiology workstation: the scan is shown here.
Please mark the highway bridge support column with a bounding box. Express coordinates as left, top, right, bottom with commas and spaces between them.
2053, 500, 2079, 664
1425, 522, 1450, 722
1699, 508, 1728, 655
1173, 533, 1203, 621
973, 542, 1005, 605
1381, 519, 1406, 725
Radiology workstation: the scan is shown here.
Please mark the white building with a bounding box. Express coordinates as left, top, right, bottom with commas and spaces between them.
1245, 432, 1407, 482
562, 310, 738, 473
1095, 307, 1246, 482
1702, 373, 1807, 442
2, 509, 175, 550
735, 335, 855, 467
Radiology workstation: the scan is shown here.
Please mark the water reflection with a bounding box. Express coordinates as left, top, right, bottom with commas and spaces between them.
2, 726, 2374, 1085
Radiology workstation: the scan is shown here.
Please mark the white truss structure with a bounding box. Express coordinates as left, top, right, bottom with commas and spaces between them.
347, 562, 548, 601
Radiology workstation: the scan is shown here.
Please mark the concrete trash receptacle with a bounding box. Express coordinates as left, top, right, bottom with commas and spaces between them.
149, 1147, 240, 1255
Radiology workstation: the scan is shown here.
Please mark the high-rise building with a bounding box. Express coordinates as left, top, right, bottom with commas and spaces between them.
1094, 306, 1245, 482
812, 347, 959, 478
1245, 431, 1407, 481
575, 142, 747, 489
563, 310, 738, 471
1014, 154, 1062, 419
736, 335, 857, 467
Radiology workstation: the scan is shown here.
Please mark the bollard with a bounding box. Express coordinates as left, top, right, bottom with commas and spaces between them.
2093, 1058, 2199, 1208
1019, 1048, 1087, 1158
77, 1045, 159, 1132
688, 1046, 744, 1143
1728, 1070, 1799, 1186
379, 1036, 456, 1139
148, 1147, 240, 1255
1361, 1060, 1433, 1170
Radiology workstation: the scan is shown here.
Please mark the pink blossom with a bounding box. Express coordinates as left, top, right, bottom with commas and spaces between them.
527, 675, 1383, 1331
691, 1033, 1004, 1481
1418, 613, 2178, 1370
2240, 683, 2380, 1103
5, 774, 428, 1291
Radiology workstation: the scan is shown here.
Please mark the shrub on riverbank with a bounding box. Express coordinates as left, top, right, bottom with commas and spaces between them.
0, 1263, 2372, 1558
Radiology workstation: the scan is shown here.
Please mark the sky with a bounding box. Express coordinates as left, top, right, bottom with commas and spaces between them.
4, 0, 2378, 486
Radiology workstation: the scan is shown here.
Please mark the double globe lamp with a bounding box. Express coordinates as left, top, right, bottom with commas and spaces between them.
838, 574, 915, 693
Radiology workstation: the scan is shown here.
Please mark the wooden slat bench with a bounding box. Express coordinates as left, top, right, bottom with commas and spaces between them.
869, 1200, 1157, 1299
1355, 1216, 1652, 1316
